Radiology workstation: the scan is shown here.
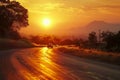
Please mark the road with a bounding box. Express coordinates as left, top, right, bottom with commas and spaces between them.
0, 47, 120, 80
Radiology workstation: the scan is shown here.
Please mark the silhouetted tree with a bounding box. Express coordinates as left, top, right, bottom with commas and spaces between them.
101, 31, 114, 51
101, 31, 120, 52
0, 0, 9, 3
88, 32, 97, 48
30, 35, 41, 44
60, 39, 73, 45
0, 1, 28, 39
52, 36, 61, 45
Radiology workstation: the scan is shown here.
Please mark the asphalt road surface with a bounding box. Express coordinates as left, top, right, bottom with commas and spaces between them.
0, 47, 120, 80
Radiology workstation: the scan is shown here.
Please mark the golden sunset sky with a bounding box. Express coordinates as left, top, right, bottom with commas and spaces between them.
18, 0, 120, 36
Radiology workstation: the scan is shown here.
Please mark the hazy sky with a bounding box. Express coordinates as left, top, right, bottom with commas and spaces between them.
18, 0, 120, 36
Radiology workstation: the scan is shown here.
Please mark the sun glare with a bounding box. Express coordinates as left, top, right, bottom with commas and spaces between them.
42, 18, 51, 27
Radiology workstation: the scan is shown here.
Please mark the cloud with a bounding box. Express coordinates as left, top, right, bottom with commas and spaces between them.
79, 4, 120, 15
26, 2, 85, 16
100, 5, 120, 9
17, 0, 120, 23
17, 0, 120, 16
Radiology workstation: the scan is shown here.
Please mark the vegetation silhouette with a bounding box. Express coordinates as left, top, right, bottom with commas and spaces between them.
88, 31, 97, 48
29, 30, 120, 53
101, 31, 120, 52
86, 31, 120, 52
0, 0, 28, 39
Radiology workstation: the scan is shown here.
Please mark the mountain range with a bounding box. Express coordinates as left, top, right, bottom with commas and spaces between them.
84, 20, 120, 32
72, 20, 120, 38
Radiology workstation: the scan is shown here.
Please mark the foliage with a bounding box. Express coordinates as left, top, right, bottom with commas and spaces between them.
88, 31, 97, 48
29, 35, 61, 45
0, 0, 28, 39
101, 31, 120, 52
29, 35, 84, 46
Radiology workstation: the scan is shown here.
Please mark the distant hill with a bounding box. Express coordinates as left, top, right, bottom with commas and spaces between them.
84, 20, 120, 33
72, 20, 120, 38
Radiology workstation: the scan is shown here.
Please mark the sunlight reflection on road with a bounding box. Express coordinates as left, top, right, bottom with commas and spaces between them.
36, 47, 82, 80
38, 47, 58, 79
11, 47, 85, 80
40, 47, 53, 64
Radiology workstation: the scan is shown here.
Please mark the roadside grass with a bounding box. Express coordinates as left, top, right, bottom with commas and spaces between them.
0, 38, 34, 50
57, 46, 120, 65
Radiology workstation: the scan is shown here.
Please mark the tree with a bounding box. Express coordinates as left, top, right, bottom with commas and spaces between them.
60, 39, 73, 45
101, 31, 114, 51
0, 0, 28, 39
0, 0, 9, 3
101, 31, 120, 52
88, 32, 97, 48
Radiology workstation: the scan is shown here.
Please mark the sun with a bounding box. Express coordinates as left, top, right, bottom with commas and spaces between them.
42, 18, 51, 27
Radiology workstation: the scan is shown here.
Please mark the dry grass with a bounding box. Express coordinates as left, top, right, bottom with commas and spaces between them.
0, 38, 34, 50
57, 46, 120, 65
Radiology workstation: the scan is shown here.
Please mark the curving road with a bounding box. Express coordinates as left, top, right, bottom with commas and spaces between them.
0, 47, 120, 80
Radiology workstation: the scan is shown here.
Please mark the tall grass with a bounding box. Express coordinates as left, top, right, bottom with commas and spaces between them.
57, 47, 120, 65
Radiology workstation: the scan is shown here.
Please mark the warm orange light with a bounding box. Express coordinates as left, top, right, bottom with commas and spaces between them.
42, 18, 51, 27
